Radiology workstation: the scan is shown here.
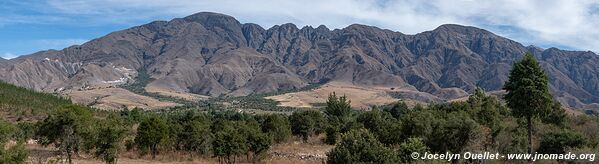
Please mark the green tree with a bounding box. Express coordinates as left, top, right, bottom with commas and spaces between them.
323, 92, 358, 144
162, 113, 185, 151
324, 92, 352, 117
94, 114, 129, 164
398, 137, 429, 163
472, 94, 503, 126
135, 115, 169, 159
242, 122, 272, 162
384, 101, 409, 119
212, 121, 248, 164
542, 101, 566, 126
357, 108, 399, 144
467, 87, 506, 149
120, 107, 144, 124
35, 105, 94, 164
503, 52, 554, 154
180, 111, 213, 157
326, 129, 399, 164
399, 109, 437, 142
324, 126, 341, 145
259, 114, 291, 143
289, 110, 326, 141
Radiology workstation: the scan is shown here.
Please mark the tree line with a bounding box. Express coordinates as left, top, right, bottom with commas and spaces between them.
25, 106, 291, 164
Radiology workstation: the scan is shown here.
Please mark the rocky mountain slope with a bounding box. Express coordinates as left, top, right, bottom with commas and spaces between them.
1, 12, 598, 109
0, 58, 8, 66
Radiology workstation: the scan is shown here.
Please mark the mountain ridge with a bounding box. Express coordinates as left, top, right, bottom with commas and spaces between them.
1, 12, 598, 109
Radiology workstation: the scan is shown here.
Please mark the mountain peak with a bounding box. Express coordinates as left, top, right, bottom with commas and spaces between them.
183, 12, 241, 26
316, 25, 330, 31
342, 24, 390, 34
435, 24, 476, 30
433, 24, 493, 35
345, 24, 377, 30
280, 23, 298, 29
184, 12, 236, 20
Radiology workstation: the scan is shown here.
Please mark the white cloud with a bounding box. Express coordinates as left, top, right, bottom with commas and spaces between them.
7, 0, 599, 52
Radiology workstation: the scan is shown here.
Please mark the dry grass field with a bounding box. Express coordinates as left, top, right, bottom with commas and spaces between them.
67, 88, 178, 110
266, 82, 403, 109
265, 81, 456, 109
145, 85, 209, 101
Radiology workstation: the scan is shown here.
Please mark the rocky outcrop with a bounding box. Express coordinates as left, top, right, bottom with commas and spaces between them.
1, 12, 598, 108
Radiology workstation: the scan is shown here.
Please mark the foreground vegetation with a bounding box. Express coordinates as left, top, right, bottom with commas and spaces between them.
1, 89, 597, 163
0, 53, 597, 163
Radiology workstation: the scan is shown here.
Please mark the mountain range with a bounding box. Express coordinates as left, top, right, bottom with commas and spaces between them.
1, 12, 598, 110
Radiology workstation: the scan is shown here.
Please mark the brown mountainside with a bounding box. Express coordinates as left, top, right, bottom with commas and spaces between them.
1, 12, 598, 109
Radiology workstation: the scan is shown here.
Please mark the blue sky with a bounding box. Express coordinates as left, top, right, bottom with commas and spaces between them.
1, 0, 598, 59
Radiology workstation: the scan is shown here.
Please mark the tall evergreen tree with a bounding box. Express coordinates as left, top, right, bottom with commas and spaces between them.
323, 92, 357, 144
324, 92, 352, 117
503, 52, 553, 154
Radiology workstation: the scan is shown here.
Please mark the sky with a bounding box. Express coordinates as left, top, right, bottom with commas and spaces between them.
0, 0, 598, 59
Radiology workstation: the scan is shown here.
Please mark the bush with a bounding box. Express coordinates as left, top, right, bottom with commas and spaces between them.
326, 129, 399, 163
399, 109, 437, 141
14, 122, 37, 142
289, 110, 326, 141
0, 142, 28, 164
384, 102, 409, 119
258, 114, 291, 143
538, 130, 586, 154
357, 108, 398, 144
398, 137, 429, 163
0, 119, 28, 164
428, 111, 484, 154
